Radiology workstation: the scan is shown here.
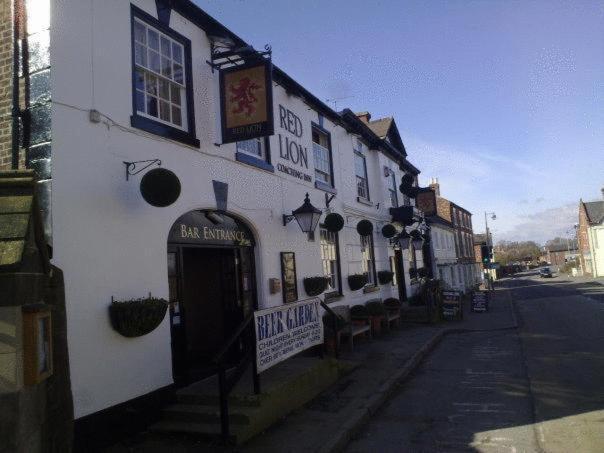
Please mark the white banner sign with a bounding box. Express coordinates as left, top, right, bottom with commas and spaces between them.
254, 298, 323, 373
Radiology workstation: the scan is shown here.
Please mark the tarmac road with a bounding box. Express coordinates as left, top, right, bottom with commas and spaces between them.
345, 275, 604, 452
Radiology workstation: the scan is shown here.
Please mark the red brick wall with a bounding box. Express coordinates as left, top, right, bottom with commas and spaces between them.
578, 201, 592, 275
416, 190, 436, 216
436, 197, 452, 222
0, 0, 13, 170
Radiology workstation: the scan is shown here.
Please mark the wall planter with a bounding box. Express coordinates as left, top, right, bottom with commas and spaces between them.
109, 296, 168, 338
409, 268, 418, 280
350, 304, 369, 321
356, 220, 373, 236
366, 300, 387, 335
324, 213, 344, 232
417, 267, 428, 279
348, 273, 368, 291
303, 276, 330, 297
377, 270, 394, 285
381, 223, 397, 238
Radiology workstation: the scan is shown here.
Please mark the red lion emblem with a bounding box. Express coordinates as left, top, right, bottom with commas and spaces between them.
229, 77, 261, 117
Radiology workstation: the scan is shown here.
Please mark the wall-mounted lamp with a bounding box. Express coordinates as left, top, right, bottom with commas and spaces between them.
283, 193, 322, 234
410, 230, 424, 249
399, 230, 411, 249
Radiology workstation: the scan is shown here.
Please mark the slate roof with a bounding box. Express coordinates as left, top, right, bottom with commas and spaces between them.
366, 117, 393, 139
473, 233, 488, 244
584, 200, 604, 225
0, 171, 35, 267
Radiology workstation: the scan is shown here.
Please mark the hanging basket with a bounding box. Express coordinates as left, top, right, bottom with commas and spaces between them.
324, 213, 344, 232
406, 186, 419, 198
399, 174, 414, 193
377, 270, 394, 284
381, 223, 397, 238
109, 297, 168, 338
356, 220, 373, 236
348, 273, 368, 291
303, 276, 330, 296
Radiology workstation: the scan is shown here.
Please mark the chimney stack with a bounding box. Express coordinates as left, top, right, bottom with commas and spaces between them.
429, 177, 440, 196
356, 112, 371, 123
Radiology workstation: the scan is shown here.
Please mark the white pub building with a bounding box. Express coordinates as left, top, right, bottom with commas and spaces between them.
2, 0, 434, 445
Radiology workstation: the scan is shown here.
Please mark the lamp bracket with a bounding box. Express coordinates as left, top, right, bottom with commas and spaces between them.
123, 159, 161, 181
283, 214, 295, 226
206, 42, 272, 72
325, 193, 335, 208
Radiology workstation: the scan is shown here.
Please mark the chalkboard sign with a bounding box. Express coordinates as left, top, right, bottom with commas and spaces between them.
280, 252, 298, 304
471, 291, 489, 312
442, 290, 462, 320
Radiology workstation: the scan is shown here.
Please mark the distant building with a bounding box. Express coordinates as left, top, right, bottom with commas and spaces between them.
578, 189, 604, 277
417, 179, 480, 291
543, 243, 579, 267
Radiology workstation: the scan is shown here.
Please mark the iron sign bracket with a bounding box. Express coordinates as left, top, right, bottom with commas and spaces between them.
123, 159, 161, 181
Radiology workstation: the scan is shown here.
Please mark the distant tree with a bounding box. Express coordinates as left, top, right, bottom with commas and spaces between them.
495, 240, 541, 265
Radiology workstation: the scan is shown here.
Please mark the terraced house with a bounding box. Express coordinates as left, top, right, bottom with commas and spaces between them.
0, 0, 436, 448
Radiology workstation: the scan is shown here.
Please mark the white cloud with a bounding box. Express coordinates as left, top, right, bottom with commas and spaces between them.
497, 203, 578, 244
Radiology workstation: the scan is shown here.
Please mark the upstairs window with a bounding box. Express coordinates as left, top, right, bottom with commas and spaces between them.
237, 138, 266, 159
355, 153, 369, 200
312, 127, 333, 186
131, 7, 198, 146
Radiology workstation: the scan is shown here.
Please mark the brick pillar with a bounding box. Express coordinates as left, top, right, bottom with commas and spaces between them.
0, 0, 14, 170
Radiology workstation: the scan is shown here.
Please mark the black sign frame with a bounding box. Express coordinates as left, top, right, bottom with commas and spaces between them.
219, 59, 274, 144
280, 251, 298, 304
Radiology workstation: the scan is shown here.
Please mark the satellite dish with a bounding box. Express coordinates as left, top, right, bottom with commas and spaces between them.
140, 168, 181, 207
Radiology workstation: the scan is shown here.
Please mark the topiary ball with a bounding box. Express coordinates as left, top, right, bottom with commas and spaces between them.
381, 223, 397, 238
324, 212, 345, 232
356, 219, 373, 236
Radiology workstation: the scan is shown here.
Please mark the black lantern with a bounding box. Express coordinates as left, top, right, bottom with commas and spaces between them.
410, 229, 424, 249
398, 230, 411, 249
283, 193, 322, 234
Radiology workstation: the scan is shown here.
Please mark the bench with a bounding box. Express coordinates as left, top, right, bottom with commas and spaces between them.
385, 309, 401, 330
332, 305, 372, 351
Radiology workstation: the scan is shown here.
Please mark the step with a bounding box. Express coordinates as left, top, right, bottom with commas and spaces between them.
176, 391, 262, 407
163, 403, 254, 425
150, 419, 236, 442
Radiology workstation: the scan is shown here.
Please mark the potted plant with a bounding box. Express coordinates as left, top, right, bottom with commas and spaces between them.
377, 270, 394, 285
348, 273, 368, 291
109, 296, 168, 338
409, 268, 418, 280
384, 297, 401, 312
322, 313, 346, 354
366, 300, 387, 335
303, 276, 330, 297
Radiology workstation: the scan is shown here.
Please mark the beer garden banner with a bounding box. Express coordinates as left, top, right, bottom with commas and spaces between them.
219, 59, 274, 144
254, 298, 323, 373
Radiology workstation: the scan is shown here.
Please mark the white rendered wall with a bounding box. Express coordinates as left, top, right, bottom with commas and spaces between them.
50, 0, 417, 417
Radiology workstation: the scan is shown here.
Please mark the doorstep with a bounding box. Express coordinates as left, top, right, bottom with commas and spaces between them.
150, 356, 356, 445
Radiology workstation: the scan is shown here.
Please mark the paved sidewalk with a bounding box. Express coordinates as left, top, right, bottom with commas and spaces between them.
104, 287, 515, 453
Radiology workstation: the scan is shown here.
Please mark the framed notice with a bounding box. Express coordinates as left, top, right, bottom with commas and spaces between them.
219, 59, 274, 144
280, 252, 298, 304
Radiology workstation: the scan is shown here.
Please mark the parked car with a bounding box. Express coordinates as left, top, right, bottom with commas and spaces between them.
539, 267, 553, 278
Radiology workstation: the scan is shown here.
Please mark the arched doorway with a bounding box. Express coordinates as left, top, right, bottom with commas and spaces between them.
167, 210, 257, 385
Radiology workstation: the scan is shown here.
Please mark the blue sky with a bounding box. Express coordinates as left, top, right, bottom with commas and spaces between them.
196, 0, 604, 244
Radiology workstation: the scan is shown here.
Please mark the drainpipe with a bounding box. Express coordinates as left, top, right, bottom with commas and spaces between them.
11, 0, 21, 169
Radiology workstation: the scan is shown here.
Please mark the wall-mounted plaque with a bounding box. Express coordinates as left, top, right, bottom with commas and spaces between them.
280, 252, 298, 304
220, 59, 274, 144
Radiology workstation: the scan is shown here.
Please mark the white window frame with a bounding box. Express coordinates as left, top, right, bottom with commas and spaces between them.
133, 18, 188, 130
389, 172, 398, 207
355, 151, 369, 200
360, 233, 376, 285
320, 228, 340, 293
236, 137, 265, 159
312, 128, 332, 186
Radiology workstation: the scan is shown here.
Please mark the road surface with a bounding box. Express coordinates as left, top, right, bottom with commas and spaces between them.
345, 274, 604, 452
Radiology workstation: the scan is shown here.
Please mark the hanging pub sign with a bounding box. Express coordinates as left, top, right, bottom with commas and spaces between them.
219, 59, 274, 144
